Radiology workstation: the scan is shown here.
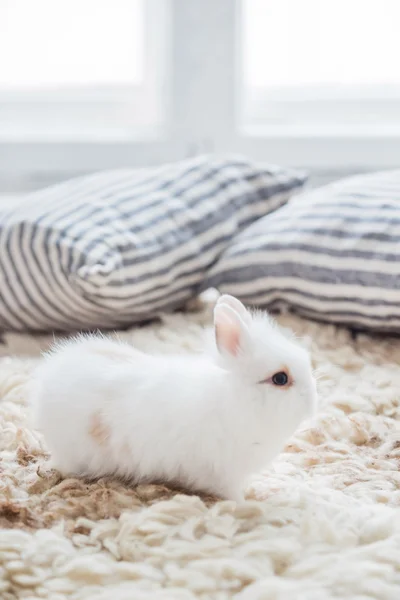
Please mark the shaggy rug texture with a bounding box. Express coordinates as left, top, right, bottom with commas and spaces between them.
1, 296, 400, 599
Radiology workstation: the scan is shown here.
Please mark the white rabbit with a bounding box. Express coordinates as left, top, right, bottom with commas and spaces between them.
31, 295, 317, 502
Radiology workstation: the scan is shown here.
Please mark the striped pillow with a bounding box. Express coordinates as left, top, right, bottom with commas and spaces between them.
0, 154, 306, 332
204, 170, 400, 333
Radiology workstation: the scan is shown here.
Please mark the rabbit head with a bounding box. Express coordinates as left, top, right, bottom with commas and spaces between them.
213, 295, 318, 437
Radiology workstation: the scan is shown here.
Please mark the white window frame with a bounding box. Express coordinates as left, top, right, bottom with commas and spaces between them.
244, 86, 400, 131
1, 0, 400, 192
0, 0, 170, 139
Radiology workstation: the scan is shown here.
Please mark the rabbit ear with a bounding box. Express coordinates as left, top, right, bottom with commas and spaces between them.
217, 295, 252, 326
214, 302, 249, 357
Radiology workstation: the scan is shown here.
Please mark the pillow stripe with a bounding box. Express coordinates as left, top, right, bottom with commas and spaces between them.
293, 306, 400, 328
111, 215, 283, 291
227, 232, 398, 256
7, 224, 95, 330
86, 188, 290, 270
16, 170, 138, 221
75, 229, 238, 303
211, 274, 400, 304
0, 154, 306, 331
269, 209, 400, 224
2, 227, 49, 329
30, 160, 277, 267
21, 224, 80, 328
207, 257, 400, 291
67, 177, 292, 264
235, 288, 400, 320
244, 241, 399, 262
27, 165, 176, 232
205, 168, 400, 332
265, 302, 400, 332
207, 251, 400, 280
292, 203, 400, 217
263, 213, 400, 235
223, 285, 400, 309
29, 154, 217, 215
64, 188, 292, 292
2, 220, 122, 330
48, 225, 118, 319
261, 219, 400, 236
32, 226, 111, 323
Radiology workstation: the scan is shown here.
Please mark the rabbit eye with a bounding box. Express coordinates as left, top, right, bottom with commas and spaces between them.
258, 370, 291, 386
271, 371, 289, 386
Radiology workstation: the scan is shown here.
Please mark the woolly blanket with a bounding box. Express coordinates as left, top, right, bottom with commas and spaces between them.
1, 297, 400, 599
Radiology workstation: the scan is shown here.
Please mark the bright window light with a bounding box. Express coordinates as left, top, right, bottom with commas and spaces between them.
243, 0, 400, 89
0, 0, 144, 90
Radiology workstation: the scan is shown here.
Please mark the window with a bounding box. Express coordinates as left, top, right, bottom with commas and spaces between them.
0, 0, 167, 139
1, 0, 399, 190
242, 0, 400, 133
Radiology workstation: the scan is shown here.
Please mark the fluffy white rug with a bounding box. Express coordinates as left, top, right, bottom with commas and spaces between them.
1, 296, 400, 599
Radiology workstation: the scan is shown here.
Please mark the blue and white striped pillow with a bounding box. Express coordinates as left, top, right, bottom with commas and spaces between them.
0, 154, 306, 332
204, 170, 400, 333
